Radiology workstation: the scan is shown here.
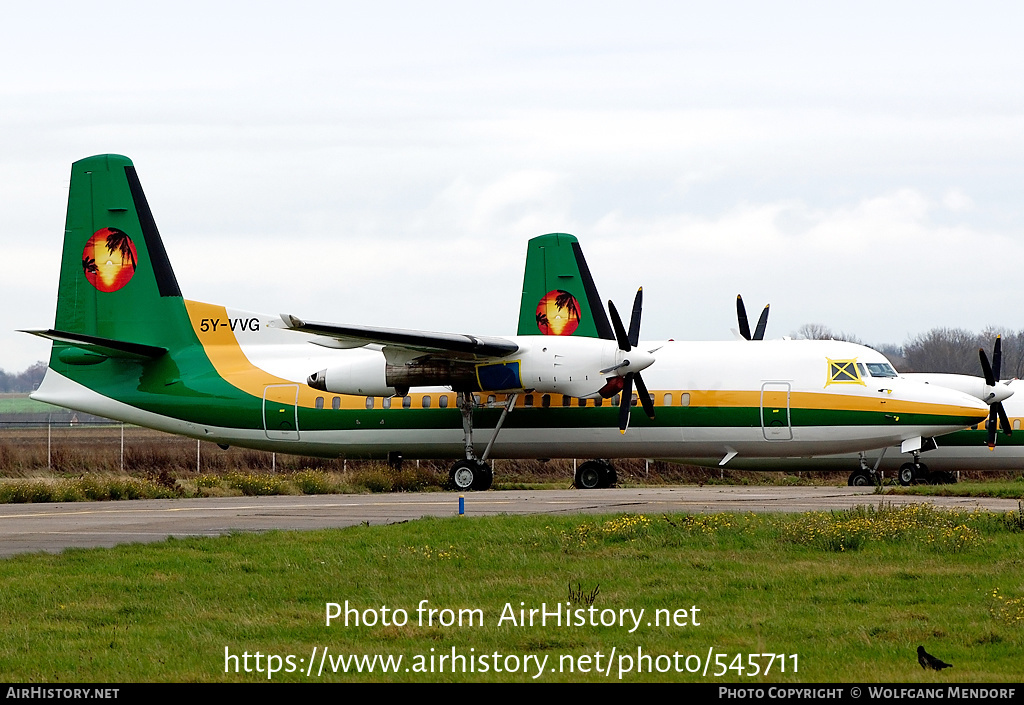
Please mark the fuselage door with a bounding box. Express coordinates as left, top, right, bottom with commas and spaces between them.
264, 384, 300, 441
761, 382, 792, 440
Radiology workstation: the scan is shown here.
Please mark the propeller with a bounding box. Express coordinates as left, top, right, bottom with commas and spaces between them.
980, 335, 1013, 449
736, 295, 770, 340
605, 288, 656, 433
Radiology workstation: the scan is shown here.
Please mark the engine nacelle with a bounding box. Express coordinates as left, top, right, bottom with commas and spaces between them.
306, 336, 648, 399
308, 354, 397, 397
515, 337, 622, 398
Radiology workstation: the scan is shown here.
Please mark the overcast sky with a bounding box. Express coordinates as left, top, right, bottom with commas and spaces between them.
3, 1, 1024, 372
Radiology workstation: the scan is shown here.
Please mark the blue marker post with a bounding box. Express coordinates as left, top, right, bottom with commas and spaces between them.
459, 495, 465, 516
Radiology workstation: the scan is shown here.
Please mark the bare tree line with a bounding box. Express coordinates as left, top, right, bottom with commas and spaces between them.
0, 362, 47, 393
794, 324, 1024, 378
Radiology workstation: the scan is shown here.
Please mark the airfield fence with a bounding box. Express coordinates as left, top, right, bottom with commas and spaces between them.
1, 419, 1011, 485
0, 419, 763, 484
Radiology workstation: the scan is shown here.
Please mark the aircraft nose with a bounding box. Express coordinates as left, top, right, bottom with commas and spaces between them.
939, 387, 990, 420
897, 379, 988, 424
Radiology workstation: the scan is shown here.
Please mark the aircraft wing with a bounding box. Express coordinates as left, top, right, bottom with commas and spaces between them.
280, 314, 520, 360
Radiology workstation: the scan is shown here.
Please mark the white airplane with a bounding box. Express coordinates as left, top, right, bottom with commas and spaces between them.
680, 389, 1022, 485
25, 155, 989, 491
675, 306, 1021, 486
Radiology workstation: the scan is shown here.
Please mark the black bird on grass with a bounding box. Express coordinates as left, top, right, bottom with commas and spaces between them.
918, 646, 952, 671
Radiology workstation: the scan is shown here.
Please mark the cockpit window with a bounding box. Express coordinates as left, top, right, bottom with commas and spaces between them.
865, 362, 898, 378
826, 358, 865, 386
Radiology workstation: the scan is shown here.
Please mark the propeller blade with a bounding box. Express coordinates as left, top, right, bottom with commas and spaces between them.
736, 295, 751, 340
633, 373, 656, 419
994, 335, 1003, 381
628, 288, 643, 349
980, 348, 996, 388
608, 288, 655, 433
618, 373, 634, 433
607, 300, 631, 352
997, 402, 1012, 438
988, 406, 999, 448
753, 304, 770, 341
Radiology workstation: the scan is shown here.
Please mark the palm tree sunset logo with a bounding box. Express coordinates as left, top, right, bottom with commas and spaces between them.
81, 227, 138, 292
535, 289, 581, 335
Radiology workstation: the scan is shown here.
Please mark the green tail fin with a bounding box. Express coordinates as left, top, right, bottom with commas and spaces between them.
517, 233, 614, 339
47, 155, 192, 357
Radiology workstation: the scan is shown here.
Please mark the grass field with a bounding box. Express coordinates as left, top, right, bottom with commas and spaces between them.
1, 504, 1022, 682
886, 482, 1024, 500
0, 392, 64, 414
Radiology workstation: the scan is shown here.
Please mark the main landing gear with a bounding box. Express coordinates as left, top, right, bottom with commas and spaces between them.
448, 458, 492, 491
446, 392, 517, 491
573, 459, 618, 489
896, 459, 957, 486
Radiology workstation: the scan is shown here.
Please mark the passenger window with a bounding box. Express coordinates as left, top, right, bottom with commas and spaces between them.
365, 397, 374, 409
315, 396, 324, 410
402, 396, 412, 409
578, 398, 586, 407
488, 395, 496, 404
631, 393, 638, 407
542, 394, 551, 408
439, 395, 449, 409
594, 397, 603, 407
562, 395, 572, 407
1015, 419, 1021, 431
332, 396, 340, 410
663, 393, 672, 406
382, 397, 391, 409
524, 395, 534, 407
681, 393, 690, 406
422, 395, 431, 408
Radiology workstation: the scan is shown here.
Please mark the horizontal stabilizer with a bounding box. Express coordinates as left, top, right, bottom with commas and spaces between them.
281, 315, 519, 359
21, 329, 167, 360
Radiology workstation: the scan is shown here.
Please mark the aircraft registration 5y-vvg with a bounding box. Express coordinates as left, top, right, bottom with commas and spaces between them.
25, 155, 989, 490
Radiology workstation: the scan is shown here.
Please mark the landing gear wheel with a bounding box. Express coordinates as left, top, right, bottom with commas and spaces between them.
599, 464, 618, 488
472, 464, 493, 491
914, 462, 929, 483
448, 459, 481, 491
848, 469, 874, 487
930, 470, 955, 485
574, 461, 603, 490
898, 462, 916, 486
